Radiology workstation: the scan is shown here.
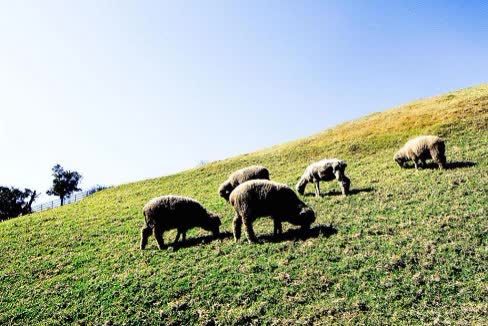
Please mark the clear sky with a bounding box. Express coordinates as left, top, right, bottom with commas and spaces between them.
1, 1, 487, 202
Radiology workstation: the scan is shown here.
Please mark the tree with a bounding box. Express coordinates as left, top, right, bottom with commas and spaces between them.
0, 187, 38, 221
86, 184, 108, 196
21, 189, 38, 215
46, 164, 82, 206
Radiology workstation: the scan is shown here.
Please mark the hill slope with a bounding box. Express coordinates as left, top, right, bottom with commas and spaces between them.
1, 84, 487, 325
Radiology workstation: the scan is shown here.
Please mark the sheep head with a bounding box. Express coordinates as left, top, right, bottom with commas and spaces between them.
287, 206, 315, 229
295, 178, 307, 195
204, 213, 222, 237
394, 152, 407, 168
218, 181, 232, 201
332, 161, 347, 180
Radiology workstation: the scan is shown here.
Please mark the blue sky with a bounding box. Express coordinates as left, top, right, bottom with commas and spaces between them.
1, 1, 487, 201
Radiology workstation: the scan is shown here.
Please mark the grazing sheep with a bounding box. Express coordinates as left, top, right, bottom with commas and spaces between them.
229, 180, 316, 243
394, 135, 446, 170
296, 159, 350, 198
140, 195, 221, 249
218, 165, 270, 201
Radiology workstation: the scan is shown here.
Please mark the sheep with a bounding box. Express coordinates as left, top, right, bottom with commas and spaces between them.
394, 135, 446, 170
218, 165, 270, 201
229, 180, 316, 243
140, 195, 221, 249
296, 159, 350, 198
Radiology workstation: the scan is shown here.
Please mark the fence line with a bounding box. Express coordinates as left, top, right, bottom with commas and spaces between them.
31, 190, 96, 213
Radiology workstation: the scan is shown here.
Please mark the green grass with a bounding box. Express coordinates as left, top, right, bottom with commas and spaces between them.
1, 84, 487, 325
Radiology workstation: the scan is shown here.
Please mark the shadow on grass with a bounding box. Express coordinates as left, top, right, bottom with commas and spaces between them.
402, 161, 476, 170
445, 161, 477, 169
304, 187, 374, 197
161, 225, 338, 249
259, 224, 338, 243
143, 232, 232, 251
169, 231, 234, 250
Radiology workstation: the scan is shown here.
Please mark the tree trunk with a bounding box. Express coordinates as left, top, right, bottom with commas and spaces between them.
60, 196, 64, 206
21, 191, 37, 215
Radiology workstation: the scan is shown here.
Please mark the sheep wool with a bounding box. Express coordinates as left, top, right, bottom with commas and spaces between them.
296, 159, 350, 197
229, 180, 315, 243
218, 165, 270, 201
140, 195, 221, 249
394, 135, 446, 170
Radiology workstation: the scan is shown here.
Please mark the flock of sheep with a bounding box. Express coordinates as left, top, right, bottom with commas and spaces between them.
140, 135, 447, 249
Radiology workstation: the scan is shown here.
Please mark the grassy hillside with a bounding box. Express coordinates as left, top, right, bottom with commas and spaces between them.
1, 84, 487, 325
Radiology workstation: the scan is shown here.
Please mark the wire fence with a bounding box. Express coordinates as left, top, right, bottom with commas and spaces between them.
31, 188, 103, 213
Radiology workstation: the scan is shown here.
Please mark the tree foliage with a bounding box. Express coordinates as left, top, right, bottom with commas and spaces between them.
86, 185, 109, 196
0, 187, 38, 221
46, 164, 82, 206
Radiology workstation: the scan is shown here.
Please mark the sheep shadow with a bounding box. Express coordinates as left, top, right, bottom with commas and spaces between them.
259, 224, 338, 243
155, 226, 337, 249
445, 161, 477, 169
304, 187, 374, 197
170, 231, 233, 250
402, 161, 476, 170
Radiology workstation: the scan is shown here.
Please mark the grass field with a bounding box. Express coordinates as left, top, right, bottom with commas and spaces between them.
1, 84, 487, 325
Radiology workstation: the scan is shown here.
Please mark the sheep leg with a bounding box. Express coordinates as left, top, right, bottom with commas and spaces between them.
432, 150, 446, 169
173, 230, 181, 244
413, 158, 421, 170
438, 159, 446, 170
437, 156, 446, 170
233, 214, 242, 241
154, 227, 165, 249
273, 218, 283, 237
243, 217, 259, 243
340, 175, 350, 196
314, 182, 321, 197
140, 226, 152, 250
182, 231, 186, 242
